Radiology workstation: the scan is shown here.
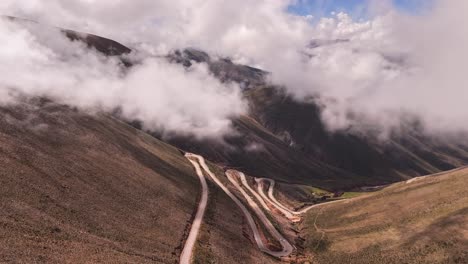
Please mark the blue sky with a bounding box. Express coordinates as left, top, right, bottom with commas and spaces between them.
288, 0, 432, 20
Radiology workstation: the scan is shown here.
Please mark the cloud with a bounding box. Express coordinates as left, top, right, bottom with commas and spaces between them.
1, 0, 468, 137
0, 19, 246, 139
293, 1, 468, 135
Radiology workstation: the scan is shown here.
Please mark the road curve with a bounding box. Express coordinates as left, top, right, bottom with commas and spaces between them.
237, 171, 271, 212
255, 178, 298, 221
187, 154, 293, 258
256, 178, 345, 220
226, 170, 294, 257
180, 155, 209, 264
405, 165, 468, 184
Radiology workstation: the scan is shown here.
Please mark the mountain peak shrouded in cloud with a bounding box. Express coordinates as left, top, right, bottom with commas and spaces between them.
0, 17, 246, 139
1, 0, 468, 138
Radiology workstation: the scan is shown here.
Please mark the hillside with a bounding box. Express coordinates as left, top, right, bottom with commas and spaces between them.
300, 169, 468, 264
166, 115, 363, 191
0, 100, 196, 263
245, 86, 468, 183
0, 100, 275, 264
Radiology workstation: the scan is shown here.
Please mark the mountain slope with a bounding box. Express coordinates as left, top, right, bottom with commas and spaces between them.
167, 49, 468, 190
245, 86, 468, 183
300, 169, 468, 264
0, 101, 276, 264
167, 115, 363, 191
0, 100, 196, 263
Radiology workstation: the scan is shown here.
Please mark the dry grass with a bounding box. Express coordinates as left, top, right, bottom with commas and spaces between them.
0, 101, 284, 263
300, 169, 468, 264
0, 101, 201, 263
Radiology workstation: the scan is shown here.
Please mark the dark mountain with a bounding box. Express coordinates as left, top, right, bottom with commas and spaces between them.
3, 15, 131, 57
168, 48, 267, 89
308, 39, 350, 49
165, 49, 468, 190
246, 86, 468, 180
64, 30, 131, 56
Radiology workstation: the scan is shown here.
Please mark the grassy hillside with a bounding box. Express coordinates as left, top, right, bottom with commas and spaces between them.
0, 100, 198, 263
0, 100, 276, 263
300, 169, 468, 264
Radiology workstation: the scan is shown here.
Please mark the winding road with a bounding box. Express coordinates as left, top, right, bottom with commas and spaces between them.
181, 153, 350, 263
181, 152, 466, 263
225, 170, 294, 257
255, 178, 345, 220
182, 153, 293, 262
405, 165, 468, 184
180, 155, 209, 264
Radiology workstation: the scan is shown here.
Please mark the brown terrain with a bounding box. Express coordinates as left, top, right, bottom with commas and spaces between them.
300, 169, 468, 264
0, 101, 275, 264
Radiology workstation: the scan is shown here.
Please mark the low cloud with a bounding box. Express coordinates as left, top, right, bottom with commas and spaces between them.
292, 1, 468, 135
1, 0, 468, 138
245, 142, 265, 153
0, 19, 246, 139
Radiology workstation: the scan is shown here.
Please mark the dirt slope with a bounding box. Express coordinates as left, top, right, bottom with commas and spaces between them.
0, 100, 198, 263
0, 101, 276, 264
300, 169, 468, 264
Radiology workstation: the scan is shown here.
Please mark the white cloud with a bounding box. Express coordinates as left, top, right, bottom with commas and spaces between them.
1, 0, 468, 137
0, 19, 246, 139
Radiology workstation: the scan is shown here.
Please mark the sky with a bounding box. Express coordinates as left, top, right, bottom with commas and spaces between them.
288, 0, 432, 20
